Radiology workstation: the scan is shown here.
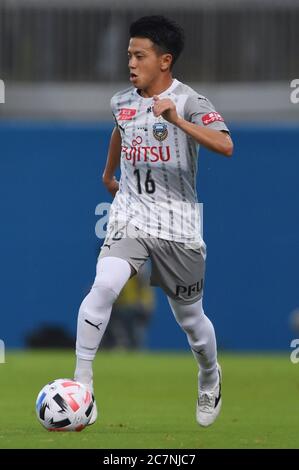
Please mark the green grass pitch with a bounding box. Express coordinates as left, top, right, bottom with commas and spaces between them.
0, 351, 298, 449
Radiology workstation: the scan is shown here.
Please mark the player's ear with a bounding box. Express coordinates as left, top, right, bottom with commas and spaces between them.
160, 53, 172, 72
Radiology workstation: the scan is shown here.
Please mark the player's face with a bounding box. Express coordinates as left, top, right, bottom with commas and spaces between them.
128, 37, 169, 90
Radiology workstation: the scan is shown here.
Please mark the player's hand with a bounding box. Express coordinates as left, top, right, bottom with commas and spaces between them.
152, 96, 179, 125
103, 176, 119, 198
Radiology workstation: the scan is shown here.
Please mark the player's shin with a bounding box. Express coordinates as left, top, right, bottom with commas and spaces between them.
74, 256, 132, 385
75, 285, 116, 384
167, 297, 218, 390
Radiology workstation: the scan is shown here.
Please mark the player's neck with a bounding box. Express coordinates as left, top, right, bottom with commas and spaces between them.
139, 75, 174, 98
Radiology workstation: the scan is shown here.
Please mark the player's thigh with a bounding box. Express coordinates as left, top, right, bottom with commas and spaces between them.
99, 226, 150, 277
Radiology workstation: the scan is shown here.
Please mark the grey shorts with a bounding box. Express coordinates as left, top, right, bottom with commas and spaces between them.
99, 224, 206, 305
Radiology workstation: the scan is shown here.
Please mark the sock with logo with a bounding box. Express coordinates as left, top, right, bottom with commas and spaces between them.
75, 256, 132, 384
167, 296, 218, 391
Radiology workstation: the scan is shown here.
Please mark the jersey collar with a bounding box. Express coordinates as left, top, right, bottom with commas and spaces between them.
134, 79, 179, 102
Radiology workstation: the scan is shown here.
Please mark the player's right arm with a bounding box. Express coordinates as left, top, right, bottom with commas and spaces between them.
102, 127, 121, 198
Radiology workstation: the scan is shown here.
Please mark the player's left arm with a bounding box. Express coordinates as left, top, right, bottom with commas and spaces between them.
153, 95, 233, 157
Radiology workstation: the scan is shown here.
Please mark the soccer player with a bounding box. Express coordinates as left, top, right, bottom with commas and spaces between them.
74, 15, 233, 427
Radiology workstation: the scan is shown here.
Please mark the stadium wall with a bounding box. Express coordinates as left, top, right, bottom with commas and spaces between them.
0, 122, 298, 351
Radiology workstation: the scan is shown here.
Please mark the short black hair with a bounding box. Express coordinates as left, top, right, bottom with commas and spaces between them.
129, 15, 185, 67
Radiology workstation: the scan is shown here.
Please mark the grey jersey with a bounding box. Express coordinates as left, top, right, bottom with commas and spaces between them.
108, 79, 229, 244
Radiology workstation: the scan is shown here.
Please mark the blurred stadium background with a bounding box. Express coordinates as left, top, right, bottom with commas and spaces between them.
0, 0, 299, 353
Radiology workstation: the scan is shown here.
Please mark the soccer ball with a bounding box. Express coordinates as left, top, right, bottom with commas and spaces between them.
36, 379, 94, 432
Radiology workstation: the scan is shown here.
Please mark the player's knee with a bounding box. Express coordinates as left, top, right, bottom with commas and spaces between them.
168, 296, 205, 336
90, 279, 119, 308
181, 318, 200, 337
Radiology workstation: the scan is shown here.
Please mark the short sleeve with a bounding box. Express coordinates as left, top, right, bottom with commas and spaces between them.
110, 96, 119, 128
184, 95, 230, 133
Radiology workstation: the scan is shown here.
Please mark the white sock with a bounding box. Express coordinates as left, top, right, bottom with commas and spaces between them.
74, 358, 93, 387
167, 297, 218, 390
75, 256, 132, 384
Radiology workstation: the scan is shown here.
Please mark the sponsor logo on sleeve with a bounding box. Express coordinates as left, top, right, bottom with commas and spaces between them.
118, 108, 137, 120
202, 112, 224, 126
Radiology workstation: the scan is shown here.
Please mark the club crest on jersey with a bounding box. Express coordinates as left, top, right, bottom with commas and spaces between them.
153, 122, 168, 142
